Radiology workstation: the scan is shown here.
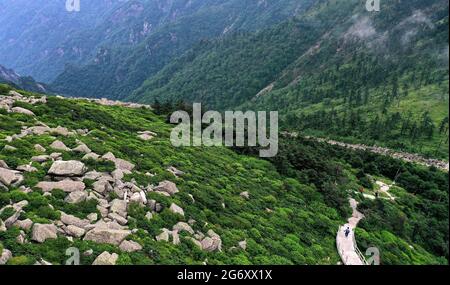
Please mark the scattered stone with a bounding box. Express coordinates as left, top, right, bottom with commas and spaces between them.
200, 230, 222, 252
65, 225, 86, 238
154, 180, 179, 196
187, 237, 203, 249
48, 160, 86, 176
87, 213, 98, 222
84, 227, 131, 246
129, 192, 145, 205
82, 152, 100, 161
167, 166, 185, 177
83, 249, 94, 256
111, 169, 124, 180
73, 144, 91, 154
11, 107, 35, 116
173, 222, 194, 235
101, 152, 116, 161
31, 155, 51, 163
0, 219, 6, 232
240, 191, 250, 199
16, 164, 38, 173
50, 140, 71, 152
169, 203, 184, 216
34, 144, 46, 152
119, 240, 143, 252
138, 131, 157, 141
0, 167, 22, 186
172, 230, 181, 245
31, 223, 58, 243
238, 240, 247, 250
0, 249, 12, 265
109, 199, 127, 218
114, 158, 135, 172
107, 213, 128, 226
51, 126, 73, 136
156, 228, 170, 242
92, 179, 112, 194
0, 160, 8, 169
36, 180, 85, 192
60, 212, 90, 228
65, 191, 88, 204
96, 206, 109, 218
145, 212, 153, 221
14, 219, 33, 231
92, 251, 118, 265
3, 145, 17, 151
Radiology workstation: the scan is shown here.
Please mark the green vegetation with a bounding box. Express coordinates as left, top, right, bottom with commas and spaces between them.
1, 85, 447, 265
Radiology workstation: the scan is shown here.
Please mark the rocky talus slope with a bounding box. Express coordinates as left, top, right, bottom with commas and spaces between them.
0, 91, 225, 265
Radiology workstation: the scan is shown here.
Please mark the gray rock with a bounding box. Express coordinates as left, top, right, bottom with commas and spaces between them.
48, 160, 87, 176
36, 180, 85, 192
3, 145, 17, 151
238, 240, 247, 250
16, 164, 38, 172
65, 191, 88, 204
107, 213, 128, 226
11, 107, 35, 116
169, 203, 184, 216
201, 230, 222, 252
154, 180, 179, 196
14, 219, 33, 231
65, 225, 86, 238
73, 144, 91, 154
50, 140, 70, 152
109, 199, 127, 218
87, 213, 98, 222
119, 240, 142, 252
34, 144, 46, 152
0, 249, 12, 265
60, 212, 90, 228
31, 224, 58, 243
31, 155, 51, 163
156, 228, 170, 242
92, 251, 118, 265
84, 227, 131, 246
0, 160, 8, 169
173, 222, 194, 235
92, 179, 112, 194
240, 191, 250, 199
0, 167, 22, 186
82, 153, 100, 161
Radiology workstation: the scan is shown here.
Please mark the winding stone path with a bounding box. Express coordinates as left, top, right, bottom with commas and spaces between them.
336, 198, 366, 265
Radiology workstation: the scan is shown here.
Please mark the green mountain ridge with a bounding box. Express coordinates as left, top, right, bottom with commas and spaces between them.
51, 0, 316, 100
0, 85, 447, 265
125, 0, 449, 160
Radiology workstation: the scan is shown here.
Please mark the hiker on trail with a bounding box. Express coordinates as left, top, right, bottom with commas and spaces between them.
344, 227, 350, 238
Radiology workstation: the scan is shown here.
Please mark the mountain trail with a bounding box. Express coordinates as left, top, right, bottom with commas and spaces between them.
336, 198, 367, 265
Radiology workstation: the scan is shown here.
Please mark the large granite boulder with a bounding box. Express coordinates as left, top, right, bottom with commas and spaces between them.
36, 180, 85, 192
48, 161, 86, 176
31, 224, 58, 243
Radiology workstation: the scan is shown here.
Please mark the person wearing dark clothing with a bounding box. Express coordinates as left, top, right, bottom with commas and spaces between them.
344, 227, 350, 238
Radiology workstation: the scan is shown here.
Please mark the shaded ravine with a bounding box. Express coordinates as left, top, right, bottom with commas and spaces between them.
336, 198, 367, 266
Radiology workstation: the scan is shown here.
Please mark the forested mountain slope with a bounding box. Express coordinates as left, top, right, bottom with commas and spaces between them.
51, 0, 316, 100
0, 0, 125, 82
127, 0, 449, 159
